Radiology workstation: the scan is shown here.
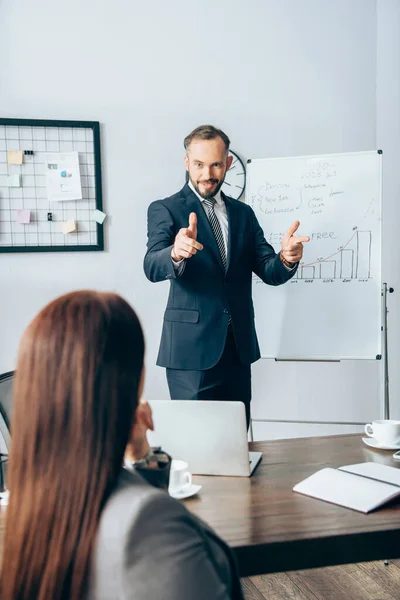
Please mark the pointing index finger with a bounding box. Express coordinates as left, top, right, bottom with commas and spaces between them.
292, 235, 310, 244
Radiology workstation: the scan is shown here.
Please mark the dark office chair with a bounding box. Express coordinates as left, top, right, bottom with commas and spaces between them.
0, 370, 14, 454
0, 370, 13, 493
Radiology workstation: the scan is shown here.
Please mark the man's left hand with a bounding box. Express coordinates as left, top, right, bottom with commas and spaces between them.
281, 221, 310, 264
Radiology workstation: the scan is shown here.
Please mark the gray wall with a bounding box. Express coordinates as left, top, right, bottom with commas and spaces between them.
0, 0, 398, 439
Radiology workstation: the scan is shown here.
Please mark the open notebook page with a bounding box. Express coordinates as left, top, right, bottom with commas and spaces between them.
340, 462, 400, 486
293, 467, 400, 513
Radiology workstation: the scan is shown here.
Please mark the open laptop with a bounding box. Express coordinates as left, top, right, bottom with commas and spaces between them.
147, 400, 262, 476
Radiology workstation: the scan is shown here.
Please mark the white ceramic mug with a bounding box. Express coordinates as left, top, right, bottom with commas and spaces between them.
168, 459, 192, 495
364, 420, 400, 445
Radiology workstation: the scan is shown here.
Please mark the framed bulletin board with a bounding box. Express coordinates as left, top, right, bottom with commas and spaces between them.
0, 118, 104, 252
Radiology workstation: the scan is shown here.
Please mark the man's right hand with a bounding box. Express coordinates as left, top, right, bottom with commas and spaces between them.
171, 212, 203, 261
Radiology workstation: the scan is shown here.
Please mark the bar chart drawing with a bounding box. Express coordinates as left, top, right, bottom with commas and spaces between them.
297, 230, 372, 280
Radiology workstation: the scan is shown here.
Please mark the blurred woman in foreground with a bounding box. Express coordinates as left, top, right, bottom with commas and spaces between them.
1, 291, 243, 600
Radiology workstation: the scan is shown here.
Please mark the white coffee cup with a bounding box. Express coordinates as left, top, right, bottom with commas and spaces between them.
168, 459, 192, 495
364, 420, 400, 445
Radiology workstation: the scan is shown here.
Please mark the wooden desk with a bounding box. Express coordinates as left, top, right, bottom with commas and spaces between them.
184, 434, 400, 577
1, 435, 399, 580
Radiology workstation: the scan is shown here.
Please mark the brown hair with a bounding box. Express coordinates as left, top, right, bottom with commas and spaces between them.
1, 291, 145, 599
184, 124, 230, 152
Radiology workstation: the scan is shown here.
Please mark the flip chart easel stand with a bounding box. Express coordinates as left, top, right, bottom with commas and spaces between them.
381, 283, 394, 419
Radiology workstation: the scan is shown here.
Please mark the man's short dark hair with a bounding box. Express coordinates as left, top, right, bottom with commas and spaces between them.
184, 125, 230, 152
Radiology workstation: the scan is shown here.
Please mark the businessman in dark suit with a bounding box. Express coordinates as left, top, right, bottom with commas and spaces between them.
144, 125, 309, 426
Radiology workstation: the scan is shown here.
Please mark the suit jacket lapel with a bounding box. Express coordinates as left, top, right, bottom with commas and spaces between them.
182, 184, 225, 271
222, 192, 237, 273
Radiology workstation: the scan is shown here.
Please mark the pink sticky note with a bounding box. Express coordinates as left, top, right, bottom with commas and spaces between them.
16, 209, 31, 224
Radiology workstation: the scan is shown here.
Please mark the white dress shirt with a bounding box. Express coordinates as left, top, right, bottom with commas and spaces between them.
188, 180, 229, 257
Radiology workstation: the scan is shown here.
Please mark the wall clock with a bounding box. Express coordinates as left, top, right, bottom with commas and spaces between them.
221, 150, 246, 200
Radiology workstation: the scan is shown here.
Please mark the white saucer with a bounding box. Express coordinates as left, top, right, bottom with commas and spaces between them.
362, 437, 400, 451
169, 484, 202, 500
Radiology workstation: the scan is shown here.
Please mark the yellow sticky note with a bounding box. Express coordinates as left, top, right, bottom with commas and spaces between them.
7, 150, 23, 165
61, 220, 76, 234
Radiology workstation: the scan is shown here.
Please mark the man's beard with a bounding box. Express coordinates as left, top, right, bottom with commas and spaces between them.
190, 174, 225, 200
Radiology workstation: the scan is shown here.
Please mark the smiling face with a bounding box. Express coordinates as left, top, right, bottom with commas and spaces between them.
184, 136, 233, 200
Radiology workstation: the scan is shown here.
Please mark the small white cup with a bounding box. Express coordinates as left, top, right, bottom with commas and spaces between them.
364, 420, 400, 445
168, 459, 192, 495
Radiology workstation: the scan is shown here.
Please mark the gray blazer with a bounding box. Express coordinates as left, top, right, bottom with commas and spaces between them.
87, 469, 243, 600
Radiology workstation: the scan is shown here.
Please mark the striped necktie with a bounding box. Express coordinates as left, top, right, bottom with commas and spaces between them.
203, 197, 226, 270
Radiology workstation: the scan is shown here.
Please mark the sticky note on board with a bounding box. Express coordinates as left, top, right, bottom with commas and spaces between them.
92, 209, 107, 224
7, 150, 23, 165
16, 209, 31, 224
7, 174, 21, 187
61, 220, 76, 234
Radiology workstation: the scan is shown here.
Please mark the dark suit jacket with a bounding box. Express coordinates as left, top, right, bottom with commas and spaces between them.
144, 184, 296, 370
